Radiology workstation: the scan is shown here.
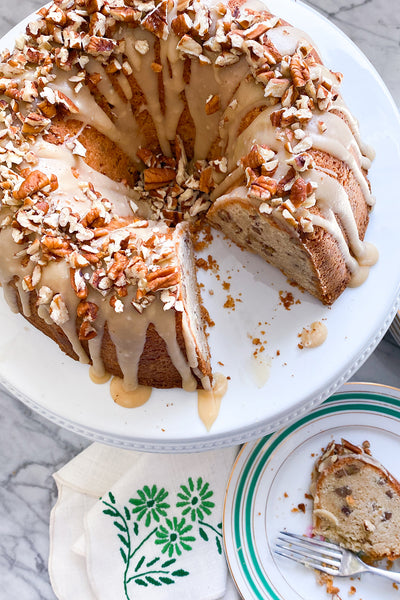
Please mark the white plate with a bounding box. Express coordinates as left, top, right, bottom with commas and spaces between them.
1, 2, 400, 451
223, 382, 400, 600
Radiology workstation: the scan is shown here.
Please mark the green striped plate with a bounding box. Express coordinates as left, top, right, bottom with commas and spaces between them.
223, 383, 400, 600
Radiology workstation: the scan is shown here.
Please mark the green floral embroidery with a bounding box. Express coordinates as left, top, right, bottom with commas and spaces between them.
176, 477, 223, 555
129, 485, 170, 526
176, 477, 215, 521
155, 517, 196, 556
102, 478, 222, 599
102, 491, 188, 600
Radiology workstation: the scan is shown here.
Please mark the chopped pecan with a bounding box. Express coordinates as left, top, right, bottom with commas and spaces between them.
205, 94, 220, 115
87, 36, 117, 58
77, 300, 98, 321
107, 252, 130, 281
199, 166, 214, 193
109, 7, 140, 22
78, 320, 97, 341
277, 167, 296, 196
42, 235, 71, 257
142, 2, 169, 41
290, 54, 310, 88
144, 167, 176, 191
290, 177, 307, 207
171, 13, 192, 36
70, 268, 88, 299
13, 170, 57, 200
241, 144, 275, 169
22, 112, 51, 135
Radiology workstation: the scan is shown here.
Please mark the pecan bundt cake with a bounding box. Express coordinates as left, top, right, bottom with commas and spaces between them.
0, 0, 377, 393
311, 440, 400, 560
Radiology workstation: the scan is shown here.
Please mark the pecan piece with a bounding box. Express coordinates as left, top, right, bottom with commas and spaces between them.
22, 112, 51, 135
144, 167, 176, 191
290, 177, 307, 207
205, 94, 220, 115
109, 7, 140, 23
13, 171, 58, 200
290, 54, 310, 88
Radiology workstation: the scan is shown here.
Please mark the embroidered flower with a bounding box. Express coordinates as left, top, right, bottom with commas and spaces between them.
176, 477, 215, 521
155, 517, 195, 557
129, 485, 170, 527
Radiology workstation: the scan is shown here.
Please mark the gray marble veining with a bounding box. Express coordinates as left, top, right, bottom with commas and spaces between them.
0, 1, 399, 598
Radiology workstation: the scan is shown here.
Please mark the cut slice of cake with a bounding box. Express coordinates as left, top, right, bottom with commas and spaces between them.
311, 439, 400, 560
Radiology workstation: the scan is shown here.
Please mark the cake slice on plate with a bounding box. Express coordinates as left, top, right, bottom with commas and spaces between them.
311, 439, 400, 560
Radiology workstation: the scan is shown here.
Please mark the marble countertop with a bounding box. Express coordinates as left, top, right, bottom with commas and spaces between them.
0, 1, 399, 598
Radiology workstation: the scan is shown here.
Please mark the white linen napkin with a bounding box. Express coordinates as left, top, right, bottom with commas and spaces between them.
49, 443, 240, 600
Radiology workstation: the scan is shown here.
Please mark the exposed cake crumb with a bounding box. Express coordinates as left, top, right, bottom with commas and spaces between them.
224, 295, 235, 309
279, 290, 295, 310
348, 586, 356, 596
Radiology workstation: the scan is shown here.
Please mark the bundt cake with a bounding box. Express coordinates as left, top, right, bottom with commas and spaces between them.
0, 0, 377, 393
311, 439, 400, 561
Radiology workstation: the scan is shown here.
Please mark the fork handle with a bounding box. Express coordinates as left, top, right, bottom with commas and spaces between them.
365, 563, 400, 584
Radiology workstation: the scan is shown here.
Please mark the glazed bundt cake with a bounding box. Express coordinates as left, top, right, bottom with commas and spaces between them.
311, 440, 400, 561
0, 0, 377, 392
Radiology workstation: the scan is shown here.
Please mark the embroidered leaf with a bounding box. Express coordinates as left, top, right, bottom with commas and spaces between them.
102, 509, 118, 517
134, 579, 148, 587
146, 576, 161, 586
124, 506, 131, 521
216, 536, 222, 555
143, 485, 152, 498
180, 484, 190, 497
159, 577, 175, 585
114, 521, 127, 532
120, 547, 128, 564
172, 569, 189, 577
133, 522, 139, 536
180, 541, 193, 551
155, 488, 168, 502
108, 491, 116, 504
135, 555, 145, 572
130, 498, 145, 506
146, 557, 160, 567
200, 481, 210, 495
199, 527, 209, 541
118, 534, 129, 548
136, 489, 146, 501
202, 500, 215, 507
161, 558, 176, 568
201, 491, 214, 501
217, 522, 222, 529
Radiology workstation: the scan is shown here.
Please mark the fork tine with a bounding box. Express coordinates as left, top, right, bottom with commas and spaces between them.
274, 548, 339, 576
277, 537, 343, 561
279, 531, 343, 556
276, 541, 341, 568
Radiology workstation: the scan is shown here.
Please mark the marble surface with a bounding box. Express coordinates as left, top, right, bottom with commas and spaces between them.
0, 1, 399, 598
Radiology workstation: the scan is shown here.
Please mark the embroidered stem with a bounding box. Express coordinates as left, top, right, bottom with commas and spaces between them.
130, 527, 158, 559
198, 520, 222, 537
126, 569, 170, 584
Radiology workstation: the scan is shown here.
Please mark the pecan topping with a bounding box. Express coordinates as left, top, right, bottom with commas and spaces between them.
144, 167, 176, 191
13, 171, 58, 200
290, 177, 307, 207
290, 54, 310, 88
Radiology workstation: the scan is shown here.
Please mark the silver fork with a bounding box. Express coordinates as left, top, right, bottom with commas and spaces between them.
275, 531, 400, 584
